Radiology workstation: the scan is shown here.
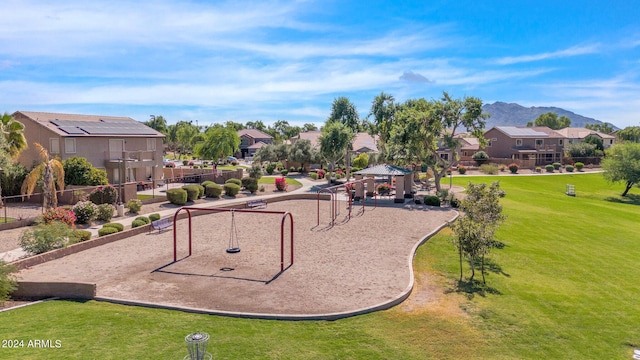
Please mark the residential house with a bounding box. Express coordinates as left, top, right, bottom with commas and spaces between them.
483, 126, 565, 166
14, 111, 165, 184
291, 131, 378, 154
437, 134, 481, 164
555, 127, 616, 149
237, 129, 273, 158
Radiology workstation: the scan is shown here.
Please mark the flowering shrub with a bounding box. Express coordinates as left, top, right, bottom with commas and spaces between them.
42, 207, 76, 226
188, 160, 195, 166
73, 201, 98, 224
275, 177, 287, 191
89, 185, 118, 205
335, 169, 344, 175
457, 165, 467, 174
508, 163, 519, 174
317, 170, 325, 179
126, 199, 143, 214
377, 183, 391, 195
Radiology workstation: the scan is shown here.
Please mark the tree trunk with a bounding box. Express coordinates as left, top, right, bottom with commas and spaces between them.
469, 256, 475, 282
481, 254, 486, 284
621, 181, 634, 197
458, 244, 463, 281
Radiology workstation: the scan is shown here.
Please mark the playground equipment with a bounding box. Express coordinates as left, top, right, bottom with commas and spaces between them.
173, 206, 294, 272
316, 178, 376, 228
184, 332, 212, 360
226, 209, 241, 253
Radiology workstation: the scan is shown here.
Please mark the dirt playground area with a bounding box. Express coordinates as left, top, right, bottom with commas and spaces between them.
17, 199, 457, 318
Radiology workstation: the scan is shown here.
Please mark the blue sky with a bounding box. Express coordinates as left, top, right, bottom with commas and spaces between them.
2, 0, 639, 128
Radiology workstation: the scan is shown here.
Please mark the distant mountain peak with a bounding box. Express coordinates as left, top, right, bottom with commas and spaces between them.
481, 102, 617, 129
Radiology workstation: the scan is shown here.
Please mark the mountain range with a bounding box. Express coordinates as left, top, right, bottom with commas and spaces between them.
481, 102, 617, 130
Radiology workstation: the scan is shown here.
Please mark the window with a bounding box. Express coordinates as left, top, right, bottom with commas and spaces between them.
559, 139, 563, 146
535, 139, 544, 146
491, 138, 497, 142
516, 139, 523, 146
609, 139, 614, 145
49, 138, 60, 154
440, 153, 449, 161
147, 138, 156, 151
487, 141, 492, 147
65, 138, 76, 154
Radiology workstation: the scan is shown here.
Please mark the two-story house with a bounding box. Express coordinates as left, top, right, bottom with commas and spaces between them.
555, 127, 616, 149
14, 111, 165, 184
237, 129, 273, 158
484, 126, 565, 166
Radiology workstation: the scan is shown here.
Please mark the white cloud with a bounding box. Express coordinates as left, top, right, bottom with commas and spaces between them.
495, 44, 600, 65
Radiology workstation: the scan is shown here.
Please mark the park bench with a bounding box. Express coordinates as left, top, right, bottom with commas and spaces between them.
150, 218, 172, 233
246, 199, 267, 209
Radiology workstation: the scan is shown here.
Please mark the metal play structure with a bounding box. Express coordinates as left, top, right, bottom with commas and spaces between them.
316, 178, 377, 228
172, 206, 294, 272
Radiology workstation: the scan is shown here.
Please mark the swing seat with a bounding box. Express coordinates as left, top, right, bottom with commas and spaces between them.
226, 247, 241, 253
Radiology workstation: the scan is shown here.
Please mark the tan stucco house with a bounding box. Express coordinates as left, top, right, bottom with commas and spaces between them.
555, 127, 616, 149
237, 129, 273, 158
483, 126, 565, 166
14, 111, 165, 184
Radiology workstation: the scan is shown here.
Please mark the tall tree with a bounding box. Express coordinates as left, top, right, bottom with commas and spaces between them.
225, 121, 245, 131
0, 128, 11, 205
289, 139, 318, 171
389, 92, 487, 192
368, 92, 396, 155
246, 120, 267, 132
526, 112, 571, 129
21, 143, 65, 209
302, 123, 318, 132
585, 123, 614, 134
328, 97, 360, 132
1, 112, 28, 160
194, 126, 240, 161
451, 181, 505, 283
601, 142, 640, 196
144, 115, 168, 134
616, 126, 640, 143
175, 121, 199, 157
319, 121, 354, 181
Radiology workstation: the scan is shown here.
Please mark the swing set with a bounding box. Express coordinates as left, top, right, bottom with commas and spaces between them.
172, 206, 294, 272
316, 178, 377, 228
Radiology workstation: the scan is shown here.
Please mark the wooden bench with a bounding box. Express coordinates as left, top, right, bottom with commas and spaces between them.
246, 199, 267, 209
150, 218, 172, 233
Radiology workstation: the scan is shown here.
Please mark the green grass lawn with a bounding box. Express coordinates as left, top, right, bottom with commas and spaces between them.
258, 176, 302, 186
1, 173, 638, 359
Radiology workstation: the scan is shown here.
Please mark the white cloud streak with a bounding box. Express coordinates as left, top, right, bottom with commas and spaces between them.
495, 44, 601, 65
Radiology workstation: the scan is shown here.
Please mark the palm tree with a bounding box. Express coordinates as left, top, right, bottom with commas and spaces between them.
21, 143, 65, 209
1, 112, 28, 159
0, 112, 28, 207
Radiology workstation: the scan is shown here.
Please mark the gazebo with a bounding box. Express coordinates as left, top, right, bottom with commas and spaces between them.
354, 164, 413, 203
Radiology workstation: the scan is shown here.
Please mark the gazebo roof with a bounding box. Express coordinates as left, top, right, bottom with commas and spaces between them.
353, 164, 412, 176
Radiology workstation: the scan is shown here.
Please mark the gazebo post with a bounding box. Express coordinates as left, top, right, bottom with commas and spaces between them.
395, 175, 405, 203
404, 174, 413, 198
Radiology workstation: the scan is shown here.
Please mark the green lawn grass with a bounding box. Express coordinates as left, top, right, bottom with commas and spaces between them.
258, 176, 302, 186
1, 173, 638, 359
136, 194, 164, 200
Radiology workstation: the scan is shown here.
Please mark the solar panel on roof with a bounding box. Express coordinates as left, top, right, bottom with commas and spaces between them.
58, 126, 86, 135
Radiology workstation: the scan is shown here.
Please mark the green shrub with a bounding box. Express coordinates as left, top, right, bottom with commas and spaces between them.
472, 151, 489, 165
166, 188, 188, 205
545, 164, 555, 172
0, 260, 17, 303
74, 230, 92, 241
552, 162, 562, 170
205, 184, 223, 198
246, 181, 259, 194
126, 199, 143, 214
289, 166, 296, 173
72, 201, 98, 224
565, 164, 575, 172
352, 152, 369, 169
182, 160, 188, 166
98, 227, 119, 237
88, 185, 119, 205
131, 219, 147, 228
224, 183, 241, 197
201, 180, 215, 188
457, 165, 466, 174
266, 164, 275, 175
248, 164, 263, 179
63, 156, 109, 186
181, 185, 200, 202
280, 169, 289, 176
149, 213, 161, 222
309, 172, 318, 180
135, 216, 150, 225
96, 203, 115, 222
508, 163, 519, 174
449, 195, 460, 208
19, 222, 76, 255
423, 195, 441, 206
241, 177, 253, 189
102, 222, 124, 232
225, 178, 242, 186
575, 162, 584, 171
479, 163, 499, 175
276, 162, 283, 171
